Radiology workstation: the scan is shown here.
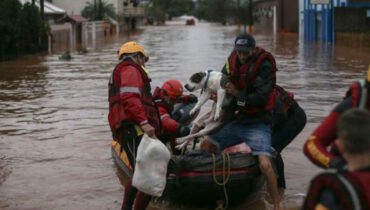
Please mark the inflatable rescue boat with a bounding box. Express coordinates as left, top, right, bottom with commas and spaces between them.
111, 102, 276, 207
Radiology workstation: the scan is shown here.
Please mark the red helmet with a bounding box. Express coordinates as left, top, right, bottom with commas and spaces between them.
161, 80, 183, 99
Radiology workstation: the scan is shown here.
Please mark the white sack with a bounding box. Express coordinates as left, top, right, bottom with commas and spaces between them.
132, 134, 171, 197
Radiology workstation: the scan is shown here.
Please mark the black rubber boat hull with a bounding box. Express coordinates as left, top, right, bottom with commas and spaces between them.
111, 140, 271, 206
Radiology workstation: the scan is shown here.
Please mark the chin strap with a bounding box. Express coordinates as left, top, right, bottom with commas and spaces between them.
201, 69, 213, 95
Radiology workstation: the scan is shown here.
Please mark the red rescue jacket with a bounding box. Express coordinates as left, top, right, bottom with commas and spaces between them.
152, 87, 178, 136
304, 80, 370, 168
303, 168, 370, 210
152, 87, 191, 136
108, 60, 160, 134
225, 47, 277, 115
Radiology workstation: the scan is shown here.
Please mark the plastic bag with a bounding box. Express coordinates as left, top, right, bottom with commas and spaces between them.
132, 134, 171, 197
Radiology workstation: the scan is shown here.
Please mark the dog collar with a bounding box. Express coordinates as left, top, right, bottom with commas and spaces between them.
201, 69, 213, 94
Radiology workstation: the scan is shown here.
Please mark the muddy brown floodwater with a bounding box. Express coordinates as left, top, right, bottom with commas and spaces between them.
1, 20, 370, 210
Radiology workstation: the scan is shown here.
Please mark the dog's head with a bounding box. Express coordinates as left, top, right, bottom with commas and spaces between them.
184, 72, 207, 92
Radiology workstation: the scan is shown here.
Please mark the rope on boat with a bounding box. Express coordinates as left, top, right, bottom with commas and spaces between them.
212, 152, 231, 210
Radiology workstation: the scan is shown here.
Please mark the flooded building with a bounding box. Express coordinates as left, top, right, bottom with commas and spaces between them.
51, 0, 145, 34
117, 0, 145, 33
301, 0, 370, 46
253, 0, 299, 33
58, 15, 88, 51
47, 0, 122, 52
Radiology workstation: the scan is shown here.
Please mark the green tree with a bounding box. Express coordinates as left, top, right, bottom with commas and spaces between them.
145, 0, 194, 24
0, 0, 47, 60
193, 0, 232, 25
19, 3, 47, 54
0, 0, 22, 59
167, 0, 194, 20
145, 0, 168, 24
81, 0, 116, 21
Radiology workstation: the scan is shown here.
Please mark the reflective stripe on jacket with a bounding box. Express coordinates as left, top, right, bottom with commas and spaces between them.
108, 60, 160, 133
304, 80, 370, 168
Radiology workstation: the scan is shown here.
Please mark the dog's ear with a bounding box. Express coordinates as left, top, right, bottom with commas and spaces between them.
190, 72, 207, 83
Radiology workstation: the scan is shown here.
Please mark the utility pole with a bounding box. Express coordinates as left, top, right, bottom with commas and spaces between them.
236, 0, 241, 29
99, 0, 102, 20
32, 0, 35, 6
97, 0, 100, 20
127, 17, 131, 38
248, 0, 253, 33
280, 0, 284, 30
39, 0, 45, 50
94, 0, 97, 20
40, 0, 44, 21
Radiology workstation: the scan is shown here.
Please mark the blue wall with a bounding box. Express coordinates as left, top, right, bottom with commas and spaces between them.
303, 0, 334, 42
304, 0, 370, 43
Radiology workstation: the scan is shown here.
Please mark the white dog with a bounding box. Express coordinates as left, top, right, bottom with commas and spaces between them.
176, 70, 231, 150
185, 70, 227, 121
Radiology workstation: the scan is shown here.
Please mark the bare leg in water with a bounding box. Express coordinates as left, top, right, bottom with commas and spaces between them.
259, 155, 280, 210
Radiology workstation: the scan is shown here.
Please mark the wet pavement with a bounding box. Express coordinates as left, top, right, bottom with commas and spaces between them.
1, 20, 370, 210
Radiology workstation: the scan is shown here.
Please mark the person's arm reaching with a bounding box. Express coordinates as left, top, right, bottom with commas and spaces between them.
303, 97, 352, 168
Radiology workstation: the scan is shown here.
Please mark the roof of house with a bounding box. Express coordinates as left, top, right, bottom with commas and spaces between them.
58, 15, 88, 23
19, 0, 66, 14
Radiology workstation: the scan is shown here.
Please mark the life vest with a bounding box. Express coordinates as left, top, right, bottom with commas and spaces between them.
346, 79, 370, 110
303, 169, 370, 210
225, 47, 277, 114
108, 60, 161, 133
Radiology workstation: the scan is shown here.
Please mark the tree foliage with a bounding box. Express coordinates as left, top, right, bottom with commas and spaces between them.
199, 0, 233, 24
167, 0, 194, 19
0, 0, 47, 60
20, 3, 48, 54
145, 0, 194, 24
193, 0, 255, 26
193, 0, 232, 24
81, 0, 116, 21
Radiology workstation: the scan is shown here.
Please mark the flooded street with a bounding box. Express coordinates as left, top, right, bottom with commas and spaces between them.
1, 21, 370, 210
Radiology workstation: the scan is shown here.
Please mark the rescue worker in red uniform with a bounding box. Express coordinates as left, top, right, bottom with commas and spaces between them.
152, 79, 197, 154
304, 68, 370, 169
108, 41, 159, 210
302, 109, 370, 210
208, 33, 281, 210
